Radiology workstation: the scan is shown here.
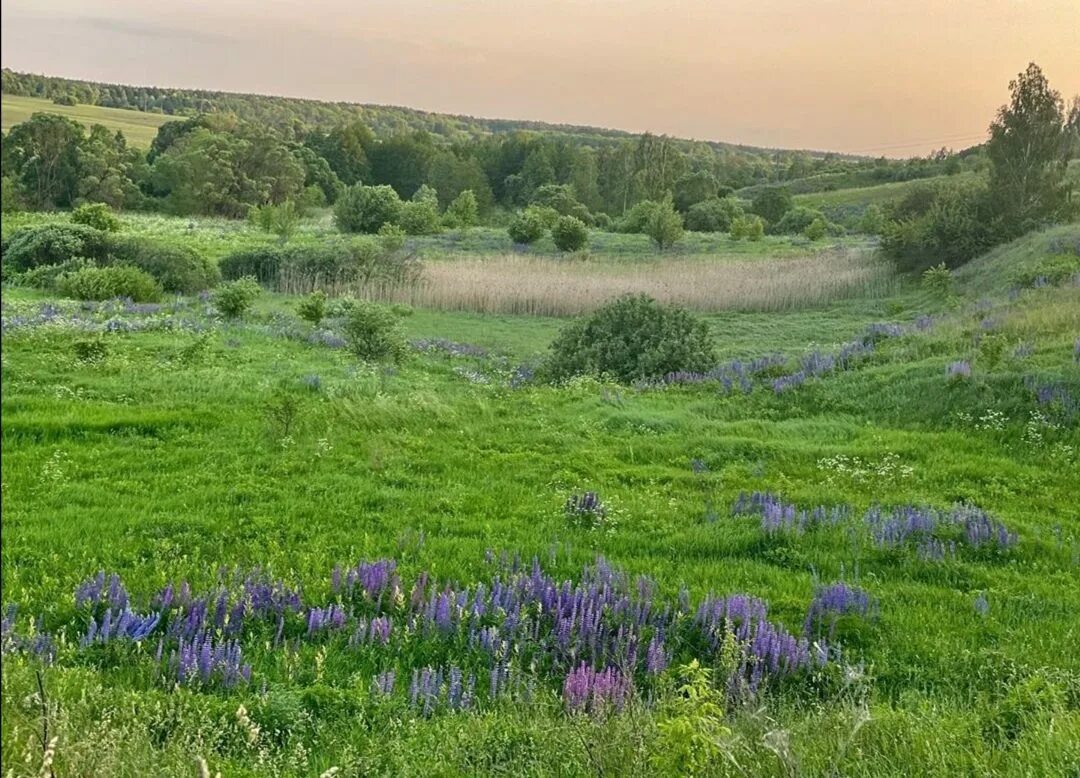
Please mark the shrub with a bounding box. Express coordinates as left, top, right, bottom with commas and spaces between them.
377, 223, 407, 253
774, 206, 825, 235
212, 277, 261, 319
921, 263, 954, 297
249, 200, 300, 242
881, 184, 995, 271
646, 197, 684, 250
297, 290, 328, 325
444, 190, 479, 229
1, 177, 21, 213
730, 214, 765, 241
1, 224, 118, 271
219, 247, 286, 285
684, 197, 743, 233
545, 294, 716, 383
507, 209, 547, 245
55, 265, 163, 302
530, 184, 593, 225
616, 200, 659, 234
124, 241, 220, 294
340, 302, 408, 363
858, 204, 886, 235
335, 184, 403, 234
71, 203, 121, 233
398, 199, 441, 235
750, 187, 793, 226
804, 217, 829, 241
551, 216, 589, 252
15, 257, 95, 291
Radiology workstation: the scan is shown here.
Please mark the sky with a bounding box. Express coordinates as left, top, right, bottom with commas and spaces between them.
2, 0, 1078, 156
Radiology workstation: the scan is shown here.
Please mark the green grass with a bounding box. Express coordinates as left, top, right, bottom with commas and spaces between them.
1, 224, 1079, 775
1, 94, 180, 148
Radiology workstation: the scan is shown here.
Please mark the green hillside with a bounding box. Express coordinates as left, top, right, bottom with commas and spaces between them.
1, 94, 178, 147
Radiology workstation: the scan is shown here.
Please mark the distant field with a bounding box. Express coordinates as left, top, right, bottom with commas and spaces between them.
1, 94, 178, 147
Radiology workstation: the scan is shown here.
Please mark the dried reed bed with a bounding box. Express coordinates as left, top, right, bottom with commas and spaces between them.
358, 248, 893, 316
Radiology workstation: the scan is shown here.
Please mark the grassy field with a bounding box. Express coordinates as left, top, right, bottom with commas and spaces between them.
1, 94, 178, 147
1, 215, 1079, 775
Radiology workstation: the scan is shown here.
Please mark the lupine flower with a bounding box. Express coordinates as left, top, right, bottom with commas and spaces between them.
804, 583, 875, 636
947, 360, 972, 379
563, 663, 632, 714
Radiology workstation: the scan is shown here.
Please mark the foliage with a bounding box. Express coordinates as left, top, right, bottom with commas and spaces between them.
684, 197, 743, 233
297, 290, 328, 326
443, 190, 479, 229
880, 183, 995, 271
211, 276, 262, 319
645, 197, 684, 250
340, 301, 408, 362
1, 223, 118, 270
804, 217, 829, 241
616, 199, 659, 234
530, 184, 593, 225
55, 264, 163, 302
672, 170, 718, 213
650, 661, 733, 777
774, 206, 826, 235
398, 185, 442, 235
751, 186, 794, 226
858, 204, 886, 235
71, 202, 121, 232
123, 241, 221, 293
335, 184, 404, 234
921, 263, 954, 298
545, 294, 715, 382
249, 199, 300, 242
730, 214, 765, 241
987, 63, 1075, 234
0, 176, 21, 213
507, 209, 548, 245
551, 215, 589, 252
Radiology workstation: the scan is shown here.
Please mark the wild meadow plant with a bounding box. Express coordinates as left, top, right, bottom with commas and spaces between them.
2, 555, 838, 715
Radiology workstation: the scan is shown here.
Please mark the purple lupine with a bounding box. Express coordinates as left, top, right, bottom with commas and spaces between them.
565, 492, 606, 524
804, 583, 875, 636
82, 608, 161, 646
947, 360, 972, 379
974, 593, 990, 617
563, 663, 632, 714
172, 633, 250, 688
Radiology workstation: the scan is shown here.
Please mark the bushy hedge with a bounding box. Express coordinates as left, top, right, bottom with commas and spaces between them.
507, 209, 547, 245
685, 197, 743, 233
881, 183, 996, 271
71, 203, 121, 232
340, 301, 408, 362
1, 223, 120, 271
219, 240, 420, 292
545, 294, 716, 383
55, 265, 163, 302
120, 241, 220, 294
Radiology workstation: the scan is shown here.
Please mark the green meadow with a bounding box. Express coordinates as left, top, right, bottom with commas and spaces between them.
1, 207, 1078, 775
1, 94, 178, 148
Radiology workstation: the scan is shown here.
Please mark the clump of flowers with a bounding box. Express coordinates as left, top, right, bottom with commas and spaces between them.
804, 582, 876, 637
947, 360, 972, 379
565, 492, 608, 529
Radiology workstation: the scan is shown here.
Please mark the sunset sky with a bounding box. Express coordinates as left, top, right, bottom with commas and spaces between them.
2, 0, 1078, 156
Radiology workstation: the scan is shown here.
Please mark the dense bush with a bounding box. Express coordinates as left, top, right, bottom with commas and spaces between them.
219, 247, 286, 285
684, 197, 744, 233
123, 241, 221, 293
55, 265, 163, 302
530, 184, 594, 225
398, 187, 442, 235
881, 184, 996, 271
616, 200, 659, 234
730, 214, 765, 241
750, 187, 794, 226
507, 209, 547, 245
1, 223, 119, 271
13, 257, 94, 291
340, 301, 408, 362
249, 200, 300, 242
773, 206, 826, 235
211, 276, 262, 319
443, 190, 478, 229
297, 290, 328, 325
335, 184, 403, 234
71, 203, 121, 232
545, 294, 716, 383
646, 197, 684, 250
551, 215, 589, 252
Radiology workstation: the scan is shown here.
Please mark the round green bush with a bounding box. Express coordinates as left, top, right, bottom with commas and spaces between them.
774, 206, 825, 235
71, 203, 121, 232
340, 301, 408, 363
334, 184, 403, 234
685, 197, 743, 233
551, 215, 589, 252
211, 277, 262, 319
55, 265, 163, 303
123, 241, 221, 294
545, 294, 716, 383
219, 247, 287, 285
1, 224, 119, 271
507, 210, 547, 245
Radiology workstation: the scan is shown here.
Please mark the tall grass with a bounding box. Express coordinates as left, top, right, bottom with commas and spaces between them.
356, 248, 894, 316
